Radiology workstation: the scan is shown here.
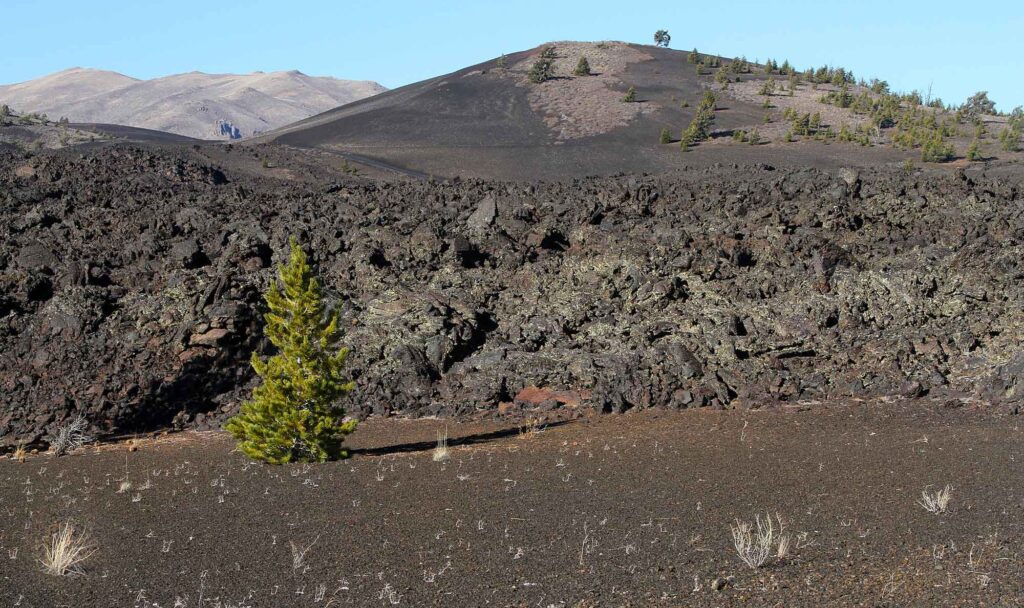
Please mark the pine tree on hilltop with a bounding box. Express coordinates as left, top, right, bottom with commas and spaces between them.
226, 237, 357, 464
623, 86, 637, 102
574, 56, 591, 76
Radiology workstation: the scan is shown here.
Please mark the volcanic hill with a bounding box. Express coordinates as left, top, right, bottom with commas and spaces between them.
262, 41, 1016, 180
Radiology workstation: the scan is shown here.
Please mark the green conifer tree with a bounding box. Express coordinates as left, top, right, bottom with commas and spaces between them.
680, 92, 716, 147
574, 56, 591, 76
680, 126, 695, 149
226, 238, 357, 464
810, 112, 822, 132
528, 57, 554, 83
967, 139, 981, 161
659, 127, 672, 144
623, 86, 637, 103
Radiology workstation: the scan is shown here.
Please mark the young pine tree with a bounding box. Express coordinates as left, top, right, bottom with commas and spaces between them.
967, 139, 981, 161
623, 86, 637, 103
574, 56, 591, 76
809, 112, 822, 132
226, 238, 357, 464
528, 58, 554, 83
680, 92, 716, 148
659, 127, 672, 144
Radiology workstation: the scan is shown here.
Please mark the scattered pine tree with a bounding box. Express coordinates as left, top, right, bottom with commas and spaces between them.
528, 57, 555, 83
681, 91, 716, 148
967, 139, 981, 161
623, 86, 637, 103
574, 56, 591, 76
660, 127, 671, 144
921, 133, 955, 162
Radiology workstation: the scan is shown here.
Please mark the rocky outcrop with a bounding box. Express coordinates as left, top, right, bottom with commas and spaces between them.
1, 146, 1022, 446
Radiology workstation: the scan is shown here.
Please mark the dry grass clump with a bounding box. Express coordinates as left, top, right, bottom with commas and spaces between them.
50, 415, 93, 456
39, 521, 96, 576
730, 512, 791, 569
918, 485, 953, 514
432, 427, 449, 462
518, 417, 543, 440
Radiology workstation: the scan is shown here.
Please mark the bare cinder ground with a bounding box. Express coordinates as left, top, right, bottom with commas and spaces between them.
2, 402, 1022, 607
513, 41, 655, 141
727, 79, 878, 142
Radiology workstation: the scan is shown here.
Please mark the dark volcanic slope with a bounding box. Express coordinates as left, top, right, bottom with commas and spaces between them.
265, 42, 908, 180
1, 144, 1023, 446
70, 122, 204, 144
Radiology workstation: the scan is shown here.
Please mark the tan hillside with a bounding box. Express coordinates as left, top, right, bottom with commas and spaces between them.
0, 68, 386, 140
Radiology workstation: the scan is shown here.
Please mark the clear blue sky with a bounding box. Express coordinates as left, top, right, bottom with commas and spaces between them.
4, 0, 1022, 111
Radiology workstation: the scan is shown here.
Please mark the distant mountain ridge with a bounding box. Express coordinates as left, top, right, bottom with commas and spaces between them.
0, 68, 386, 140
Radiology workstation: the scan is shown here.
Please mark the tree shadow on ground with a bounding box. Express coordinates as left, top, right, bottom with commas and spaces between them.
350, 419, 575, 457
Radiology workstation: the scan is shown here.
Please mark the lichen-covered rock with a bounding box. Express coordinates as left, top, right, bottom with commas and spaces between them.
1, 145, 1022, 445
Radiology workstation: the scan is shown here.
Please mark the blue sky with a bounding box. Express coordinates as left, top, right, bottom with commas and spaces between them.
4, 0, 1022, 111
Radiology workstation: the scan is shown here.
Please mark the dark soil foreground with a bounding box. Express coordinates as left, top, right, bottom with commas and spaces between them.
2, 402, 1022, 607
